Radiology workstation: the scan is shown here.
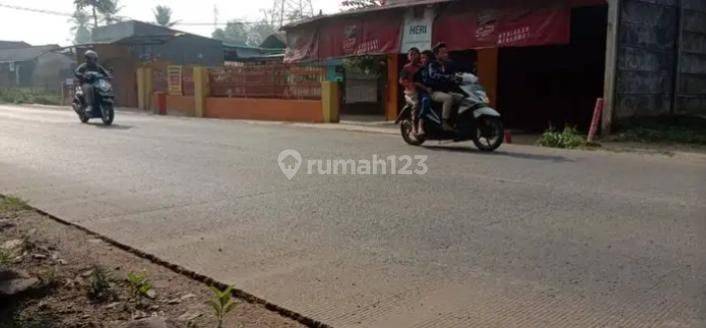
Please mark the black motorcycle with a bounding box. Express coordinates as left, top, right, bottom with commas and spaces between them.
396, 73, 504, 152
72, 71, 115, 126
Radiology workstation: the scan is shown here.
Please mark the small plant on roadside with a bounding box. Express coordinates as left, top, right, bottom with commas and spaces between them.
208, 285, 236, 328
127, 271, 153, 303
88, 265, 115, 301
0, 248, 12, 267
39, 266, 60, 289
537, 126, 585, 149
0, 196, 30, 214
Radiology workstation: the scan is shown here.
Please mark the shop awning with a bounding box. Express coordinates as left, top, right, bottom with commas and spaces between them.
284, 0, 607, 62
433, 1, 574, 51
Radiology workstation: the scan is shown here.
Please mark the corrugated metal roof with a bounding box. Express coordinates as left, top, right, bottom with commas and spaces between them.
88, 20, 214, 46
0, 45, 59, 63
0, 41, 31, 50
283, 0, 453, 29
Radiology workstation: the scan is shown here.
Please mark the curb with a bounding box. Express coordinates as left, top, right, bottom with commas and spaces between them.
3, 195, 331, 328
240, 120, 399, 136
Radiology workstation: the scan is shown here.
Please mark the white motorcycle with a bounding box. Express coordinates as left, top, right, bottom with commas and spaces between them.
396, 73, 504, 152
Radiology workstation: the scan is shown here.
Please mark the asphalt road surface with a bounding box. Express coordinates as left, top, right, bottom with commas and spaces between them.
1, 105, 704, 327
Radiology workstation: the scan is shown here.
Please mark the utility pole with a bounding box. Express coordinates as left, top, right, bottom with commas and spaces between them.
271, 0, 314, 28
213, 5, 219, 30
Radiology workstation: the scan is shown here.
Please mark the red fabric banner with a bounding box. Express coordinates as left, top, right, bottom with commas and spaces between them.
433, 5, 572, 51
317, 12, 402, 59
284, 24, 319, 63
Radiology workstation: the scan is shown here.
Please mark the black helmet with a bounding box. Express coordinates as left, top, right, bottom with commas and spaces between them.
84, 50, 98, 61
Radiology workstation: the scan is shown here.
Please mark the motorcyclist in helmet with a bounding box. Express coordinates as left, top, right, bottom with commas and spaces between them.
74, 50, 111, 113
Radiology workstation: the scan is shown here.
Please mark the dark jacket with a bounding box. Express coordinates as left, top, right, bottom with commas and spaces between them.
74, 63, 111, 83
423, 60, 458, 93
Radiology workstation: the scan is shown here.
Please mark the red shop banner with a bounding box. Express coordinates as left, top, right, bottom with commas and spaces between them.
433, 4, 572, 51
317, 11, 402, 59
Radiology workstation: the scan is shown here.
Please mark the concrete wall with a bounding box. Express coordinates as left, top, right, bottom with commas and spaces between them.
32, 53, 75, 90
205, 98, 324, 122
676, 0, 706, 115
614, 0, 706, 119
615, 0, 679, 118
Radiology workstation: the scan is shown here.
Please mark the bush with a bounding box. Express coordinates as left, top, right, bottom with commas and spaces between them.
0, 88, 61, 105
537, 127, 585, 149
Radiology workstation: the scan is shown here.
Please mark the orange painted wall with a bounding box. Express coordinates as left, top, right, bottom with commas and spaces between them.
166, 95, 195, 116
150, 94, 195, 116
205, 98, 323, 123
477, 48, 499, 109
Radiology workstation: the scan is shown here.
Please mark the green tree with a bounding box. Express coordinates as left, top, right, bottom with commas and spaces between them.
153, 5, 176, 27
70, 9, 92, 44
212, 21, 248, 46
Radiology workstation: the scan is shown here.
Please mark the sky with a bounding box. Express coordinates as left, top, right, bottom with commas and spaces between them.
0, 0, 341, 46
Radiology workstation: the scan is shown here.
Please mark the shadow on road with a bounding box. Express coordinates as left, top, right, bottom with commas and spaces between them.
87, 123, 133, 130
423, 145, 574, 163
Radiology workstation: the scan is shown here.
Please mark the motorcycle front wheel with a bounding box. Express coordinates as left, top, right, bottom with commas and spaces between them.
472, 116, 503, 152
101, 103, 114, 126
73, 103, 89, 123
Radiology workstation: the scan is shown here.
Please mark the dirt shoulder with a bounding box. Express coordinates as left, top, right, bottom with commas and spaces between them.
0, 196, 307, 328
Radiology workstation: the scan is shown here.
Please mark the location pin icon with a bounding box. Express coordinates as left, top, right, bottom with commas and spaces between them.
278, 149, 303, 180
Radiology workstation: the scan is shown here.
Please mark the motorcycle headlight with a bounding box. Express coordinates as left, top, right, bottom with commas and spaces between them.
98, 80, 111, 90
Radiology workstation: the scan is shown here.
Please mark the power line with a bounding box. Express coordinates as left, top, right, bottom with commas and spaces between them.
0, 2, 260, 27
0, 3, 73, 17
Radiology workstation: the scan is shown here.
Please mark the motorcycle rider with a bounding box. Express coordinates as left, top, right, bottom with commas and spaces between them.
74, 50, 111, 114
424, 43, 463, 131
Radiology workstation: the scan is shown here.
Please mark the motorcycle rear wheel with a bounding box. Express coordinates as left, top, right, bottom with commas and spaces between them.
101, 103, 114, 126
472, 116, 503, 152
400, 118, 425, 146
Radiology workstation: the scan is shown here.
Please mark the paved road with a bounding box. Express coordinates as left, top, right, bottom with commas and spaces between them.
1, 105, 704, 327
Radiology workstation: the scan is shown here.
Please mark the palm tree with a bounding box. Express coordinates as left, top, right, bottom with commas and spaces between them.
153, 5, 176, 27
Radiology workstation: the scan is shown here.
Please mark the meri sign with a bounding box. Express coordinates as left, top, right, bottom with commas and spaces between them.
401, 8, 435, 53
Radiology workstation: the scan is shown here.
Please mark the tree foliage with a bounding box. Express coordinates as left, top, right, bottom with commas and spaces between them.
73, 0, 122, 27
212, 21, 249, 46
153, 5, 176, 27
212, 10, 279, 47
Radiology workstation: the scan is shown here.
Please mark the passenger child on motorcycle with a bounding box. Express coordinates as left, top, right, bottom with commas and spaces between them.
74, 50, 111, 113
399, 47, 432, 136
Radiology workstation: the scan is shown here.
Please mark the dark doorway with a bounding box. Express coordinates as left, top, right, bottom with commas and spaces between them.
497, 5, 608, 132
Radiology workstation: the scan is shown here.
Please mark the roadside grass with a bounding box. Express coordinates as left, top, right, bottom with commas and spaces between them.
0, 196, 30, 214
0, 88, 61, 106
608, 115, 706, 145
537, 127, 586, 149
